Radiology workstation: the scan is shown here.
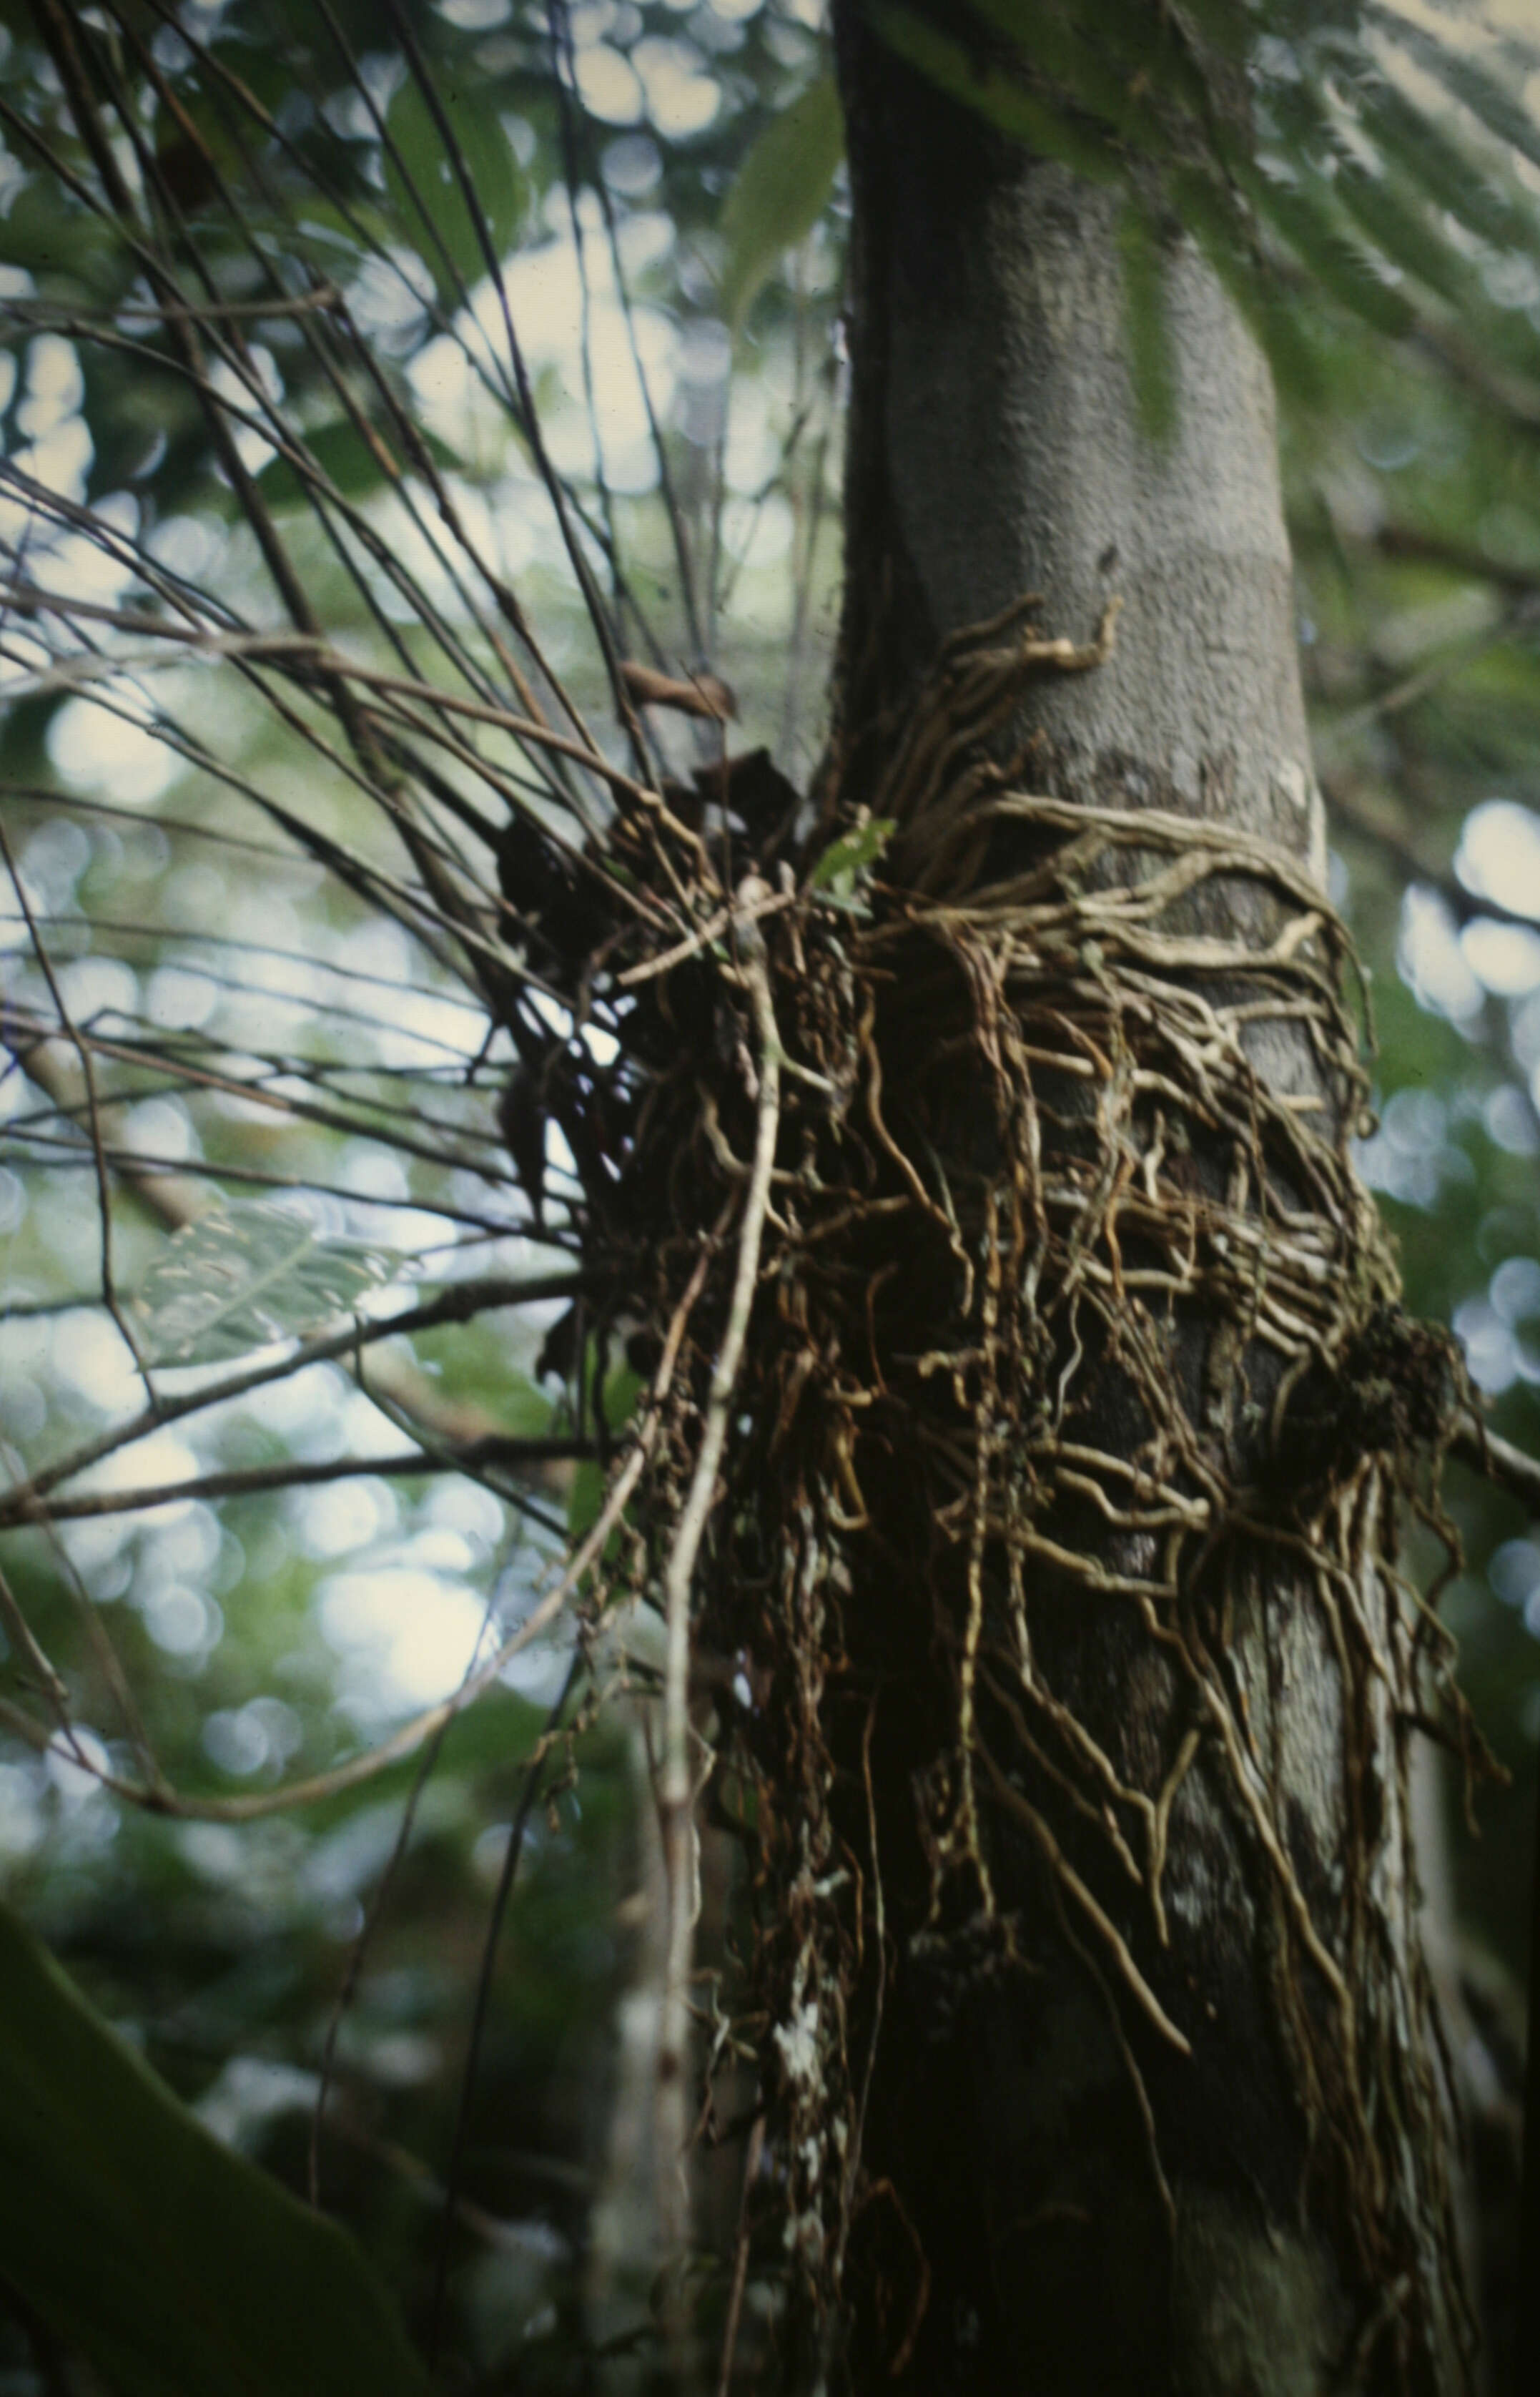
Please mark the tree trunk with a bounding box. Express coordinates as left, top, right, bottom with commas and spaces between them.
755, 15, 1473, 2393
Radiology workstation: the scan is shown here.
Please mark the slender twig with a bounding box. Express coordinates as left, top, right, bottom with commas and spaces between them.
656, 900, 784, 2251
2, 1439, 594, 1527
1451, 1412, 1540, 1515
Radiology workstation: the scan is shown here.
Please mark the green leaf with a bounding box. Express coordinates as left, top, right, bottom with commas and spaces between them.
809, 815, 897, 913
1334, 163, 1470, 314
0, 1898, 433, 2397
257, 418, 396, 507
1377, 9, 1540, 183
135, 1201, 403, 1364
1366, 82, 1533, 257
1252, 172, 1415, 341
0, 182, 122, 292
255, 416, 461, 509
382, 73, 523, 303
719, 74, 844, 331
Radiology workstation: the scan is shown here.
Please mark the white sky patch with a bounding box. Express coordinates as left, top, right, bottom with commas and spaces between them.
722, 380, 778, 495
6, 338, 89, 514
721, 490, 794, 571
72, 1427, 200, 1514
139, 1502, 222, 1584
147, 965, 220, 1032
0, 631, 50, 704
375, 474, 504, 620
44, 1726, 112, 1806
1352, 1085, 1471, 1212
1491, 1254, 1540, 1324
44, 498, 142, 610
235, 1359, 349, 1447
425, 1475, 507, 1553
633, 36, 720, 138
148, 512, 224, 585
345, 245, 438, 348
3, 416, 93, 521
525, 988, 618, 1068
336, 916, 416, 986
567, 1, 614, 41
22, 815, 90, 907
206, 348, 282, 478
48, 696, 175, 807
141, 1581, 223, 1662
339, 1384, 425, 1457
1491, 1537, 1540, 1618
50, 1307, 147, 1417
616, 208, 674, 279
300, 1796, 434, 1907
1461, 915, 1540, 997
46, 690, 177, 809
223, 885, 305, 966
300, 1473, 400, 1560
56, 951, 139, 1028
1453, 1296, 1526, 1397
483, 218, 676, 493
408, 335, 483, 449
318, 1564, 493, 1716
486, 471, 541, 576
1484, 1084, 1538, 1156
122, 1095, 199, 1166
0, 1161, 26, 1236
572, 44, 643, 124
56, 1511, 134, 1586
400, 1525, 476, 1573
1398, 885, 1483, 1022
546, 1118, 580, 1183
32, 1188, 106, 1281
219, 952, 323, 1020
1456, 798, 1540, 920
195, 2054, 317, 2149
330, 928, 486, 1068
342, 1144, 410, 1208
202, 1695, 301, 1778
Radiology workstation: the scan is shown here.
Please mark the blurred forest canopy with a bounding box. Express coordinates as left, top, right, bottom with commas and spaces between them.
3, 0, 1540, 2389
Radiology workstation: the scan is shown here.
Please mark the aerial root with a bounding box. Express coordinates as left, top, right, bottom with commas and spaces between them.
560, 605, 1482, 2386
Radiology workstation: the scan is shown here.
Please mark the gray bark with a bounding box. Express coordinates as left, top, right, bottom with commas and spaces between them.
824, 15, 1464, 2393
869, 167, 1323, 885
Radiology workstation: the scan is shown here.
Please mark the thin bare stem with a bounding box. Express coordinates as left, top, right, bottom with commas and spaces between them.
656, 898, 783, 2250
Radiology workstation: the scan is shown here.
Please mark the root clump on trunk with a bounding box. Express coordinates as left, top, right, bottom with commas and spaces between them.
505, 601, 1485, 2393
